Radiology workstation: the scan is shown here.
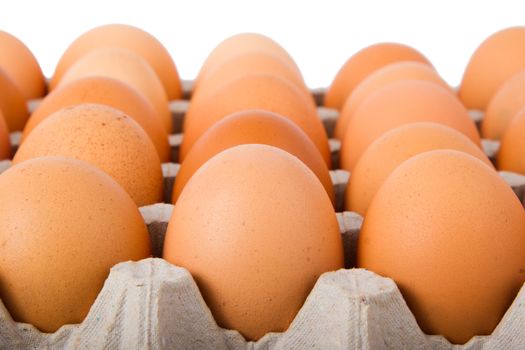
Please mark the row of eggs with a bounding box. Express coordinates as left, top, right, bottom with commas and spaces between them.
0, 24, 523, 345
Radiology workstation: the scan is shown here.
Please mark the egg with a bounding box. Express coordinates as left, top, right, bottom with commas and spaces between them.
58, 47, 172, 132
163, 144, 343, 340
0, 156, 151, 333
194, 51, 310, 102
0, 31, 46, 99
50, 24, 182, 99
358, 150, 525, 344
334, 62, 451, 140
173, 109, 334, 204
459, 26, 525, 110
482, 69, 525, 140
346, 122, 492, 215
324, 43, 432, 110
14, 104, 162, 206
0, 110, 10, 159
497, 108, 525, 174
0, 67, 29, 131
181, 73, 330, 166
22, 76, 170, 162
340, 80, 480, 171
195, 33, 301, 90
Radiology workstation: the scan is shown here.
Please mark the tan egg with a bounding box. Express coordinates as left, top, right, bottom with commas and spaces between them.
324, 43, 432, 110
181, 73, 330, 166
346, 122, 492, 216
358, 150, 525, 344
459, 26, 525, 110
173, 109, 334, 204
196, 33, 301, 89
482, 69, 525, 140
0, 156, 151, 333
194, 51, 310, 102
498, 108, 525, 174
50, 24, 182, 99
58, 47, 172, 132
334, 61, 451, 140
22, 76, 169, 162
14, 104, 162, 206
0, 31, 46, 99
0, 109, 10, 160
340, 80, 480, 171
0, 67, 28, 131
164, 144, 343, 340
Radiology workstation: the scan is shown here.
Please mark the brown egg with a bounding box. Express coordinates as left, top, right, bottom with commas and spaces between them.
0, 110, 11, 160
58, 47, 172, 132
14, 104, 162, 206
196, 33, 300, 89
164, 144, 343, 340
334, 62, 451, 140
346, 122, 492, 216
482, 69, 525, 140
0, 31, 46, 99
0, 67, 28, 131
50, 24, 181, 99
324, 43, 432, 110
173, 109, 334, 204
22, 76, 169, 162
0, 156, 151, 333
497, 108, 525, 174
194, 51, 310, 102
340, 80, 480, 171
358, 150, 525, 344
181, 73, 330, 166
459, 26, 525, 110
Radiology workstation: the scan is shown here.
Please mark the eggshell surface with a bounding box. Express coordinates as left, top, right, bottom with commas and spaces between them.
0, 67, 28, 131
498, 109, 525, 174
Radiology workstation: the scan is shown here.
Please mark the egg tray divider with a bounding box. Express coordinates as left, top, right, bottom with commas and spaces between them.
0, 203, 524, 349
1, 85, 525, 348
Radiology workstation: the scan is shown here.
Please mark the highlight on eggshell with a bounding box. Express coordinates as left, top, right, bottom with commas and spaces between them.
0, 30, 46, 99
57, 47, 172, 133
358, 150, 525, 344
14, 103, 163, 207
49, 23, 182, 99
0, 66, 29, 131
334, 61, 452, 141
340, 80, 481, 171
173, 109, 334, 205
180, 73, 331, 166
22, 76, 170, 162
0, 156, 151, 333
163, 144, 344, 341
346, 122, 492, 216
482, 69, 525, 140
324, 42, 432, 110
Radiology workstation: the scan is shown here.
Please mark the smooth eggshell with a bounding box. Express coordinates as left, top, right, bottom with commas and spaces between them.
358, 150, 525, 344
58, 47, 172, 132
0, 67, 28, 131
14, 104, 163, 206
340, 80, 481, 171
324, 42, 432, 110
459, 26, 525, 110
0, 31, 46, 99
346, 122, 492, 215
482, 69, 525, 140
173, 109, 334, 204
334, 61, 451, 140
164, 144, 343, 340
50, 24, 182, 99
0, 156, 151, 333
181, 73, 330, 166
498, 108, 525, 174
22, 76, 170, 162
0, 109, 10, 159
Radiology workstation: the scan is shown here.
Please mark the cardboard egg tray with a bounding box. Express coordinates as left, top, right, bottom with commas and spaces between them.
1, 84, 525, 349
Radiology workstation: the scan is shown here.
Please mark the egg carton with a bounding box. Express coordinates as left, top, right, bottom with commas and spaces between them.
1, 203, 524, 349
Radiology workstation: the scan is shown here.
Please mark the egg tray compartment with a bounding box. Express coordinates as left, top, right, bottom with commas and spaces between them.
0, 203, 524, 349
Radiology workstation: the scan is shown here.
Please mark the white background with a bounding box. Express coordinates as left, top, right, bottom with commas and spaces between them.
1, 1, 523, 89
